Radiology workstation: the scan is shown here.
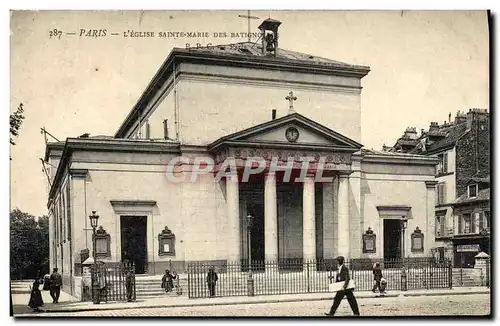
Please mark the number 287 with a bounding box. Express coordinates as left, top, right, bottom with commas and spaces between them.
49, 29, 63, 39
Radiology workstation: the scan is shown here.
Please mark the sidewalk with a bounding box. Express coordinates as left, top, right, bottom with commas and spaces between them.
11, 281, 490, 315
11, 281, 80, 315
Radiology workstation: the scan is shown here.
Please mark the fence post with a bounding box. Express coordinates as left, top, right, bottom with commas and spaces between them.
486, 257, 490, 288
401, 260, 408, 291
306, 261, 310, 293
448, 261, 453, 289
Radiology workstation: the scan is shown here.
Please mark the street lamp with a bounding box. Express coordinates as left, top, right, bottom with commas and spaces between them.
401, 217, 408, 291
246, 214, 255, 296
89, 211, 99, 303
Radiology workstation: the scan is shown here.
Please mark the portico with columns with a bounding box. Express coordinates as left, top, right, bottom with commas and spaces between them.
208, 112, 363, 266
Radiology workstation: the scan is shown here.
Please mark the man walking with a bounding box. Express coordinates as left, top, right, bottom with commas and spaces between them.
49, 268, 62, 304
125, 270, 134, 302
325, 256, 360, 316
372, 262, 383, 293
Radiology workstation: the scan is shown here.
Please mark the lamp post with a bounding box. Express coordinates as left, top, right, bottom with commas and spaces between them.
89, 211, 99, 303
246, 214, 255, 296
401, 217, 408, 291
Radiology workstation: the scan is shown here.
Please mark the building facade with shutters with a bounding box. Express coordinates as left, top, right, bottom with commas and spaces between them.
388, 109, 490, 267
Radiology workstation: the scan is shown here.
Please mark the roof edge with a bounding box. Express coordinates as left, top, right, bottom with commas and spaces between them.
114, 47, 371, 138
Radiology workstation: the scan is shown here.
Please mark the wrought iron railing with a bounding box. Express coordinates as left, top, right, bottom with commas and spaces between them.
187, 258, 452, 298
91, 261, 136, 303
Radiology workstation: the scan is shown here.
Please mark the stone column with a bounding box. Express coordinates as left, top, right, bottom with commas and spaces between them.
322, 182, 335, 259
226, 172, 241, 264
425, 181, 438, 254
264, 171, 278, 262
337, 174, 350, 258
303, 174, 316, 261
349, 155, 362, 257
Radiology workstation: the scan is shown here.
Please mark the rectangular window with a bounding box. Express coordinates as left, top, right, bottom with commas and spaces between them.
436, 153, 448, 175
436, 183, 446, 205
483, 211, 490, 230
436, 214, 446, 237
468, 184, 478, 198
463, 213, 472, 234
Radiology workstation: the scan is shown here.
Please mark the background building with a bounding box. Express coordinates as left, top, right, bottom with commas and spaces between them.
387, 109, 490, 267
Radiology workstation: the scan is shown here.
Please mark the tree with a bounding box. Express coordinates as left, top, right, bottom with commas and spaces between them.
10, 208, 49, 280
10, 103, 25, 146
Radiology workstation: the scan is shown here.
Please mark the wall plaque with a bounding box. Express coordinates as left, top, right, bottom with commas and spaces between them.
362, 227, 376, 253
93, 226, 111, 258
158, 226, 176, 256
411, 226, 424, 252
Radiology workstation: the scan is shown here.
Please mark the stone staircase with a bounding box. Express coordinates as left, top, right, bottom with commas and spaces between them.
134, 275, 188, 299
452, 269, 482, 287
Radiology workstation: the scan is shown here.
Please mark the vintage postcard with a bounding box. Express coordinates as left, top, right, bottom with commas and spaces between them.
9, 10, 491, 318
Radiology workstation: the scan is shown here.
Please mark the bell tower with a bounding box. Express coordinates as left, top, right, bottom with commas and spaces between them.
258, 18, 282, 57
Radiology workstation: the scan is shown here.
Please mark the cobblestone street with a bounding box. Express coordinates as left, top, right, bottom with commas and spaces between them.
33, 294, 490, 317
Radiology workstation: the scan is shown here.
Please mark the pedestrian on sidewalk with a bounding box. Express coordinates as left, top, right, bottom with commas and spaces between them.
161, 269, 176, 293
28, 271, 44, 312
49, 267, 62, 303
372, 262, 383, 293
125, 270, 134, 302
325, 256, 360, 317
206, 266, 218, 297
93, 270, 107, 304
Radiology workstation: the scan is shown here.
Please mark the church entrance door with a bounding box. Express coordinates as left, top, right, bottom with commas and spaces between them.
383, 219, 402, 268
121, 216, 148, 274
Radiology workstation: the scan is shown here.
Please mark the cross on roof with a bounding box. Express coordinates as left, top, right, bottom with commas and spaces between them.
238, 10, 260, 42
285, 91, 297, 114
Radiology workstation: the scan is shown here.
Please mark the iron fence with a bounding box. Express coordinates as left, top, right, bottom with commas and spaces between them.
187, 258, 452, 298
92, 261, 136, 302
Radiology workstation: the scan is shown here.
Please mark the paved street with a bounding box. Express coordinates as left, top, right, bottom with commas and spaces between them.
31, 293, 490, 317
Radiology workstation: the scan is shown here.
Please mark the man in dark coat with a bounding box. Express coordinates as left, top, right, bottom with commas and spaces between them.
325, 256, 360, 316
125, 271, 134, 302
206, 266, 218, 297
49, 268, 62, 304
372, 262, 383, 293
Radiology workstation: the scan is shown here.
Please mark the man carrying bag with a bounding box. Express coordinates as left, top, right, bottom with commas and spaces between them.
325, 256, 360, 316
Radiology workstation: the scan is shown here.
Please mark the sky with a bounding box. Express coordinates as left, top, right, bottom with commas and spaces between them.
9, 10, 489, 217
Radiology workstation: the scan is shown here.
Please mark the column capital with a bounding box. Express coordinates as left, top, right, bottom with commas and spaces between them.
425, 180, 438, 189
305, 172, 316, 178
264, 170, 276, 177
69, 169, 88, 179
226, 170, 239, 181
338, 172, 352, 179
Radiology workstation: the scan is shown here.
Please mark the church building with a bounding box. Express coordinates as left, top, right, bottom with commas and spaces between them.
44, 19, 439, 296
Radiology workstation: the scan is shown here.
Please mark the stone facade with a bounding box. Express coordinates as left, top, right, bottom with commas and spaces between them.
45, 21, 441, 297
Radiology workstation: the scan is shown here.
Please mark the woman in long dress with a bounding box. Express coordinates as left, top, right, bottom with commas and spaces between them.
28, 271, 44, 312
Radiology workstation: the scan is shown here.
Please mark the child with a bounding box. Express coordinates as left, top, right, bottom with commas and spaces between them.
380, 277, 388, 295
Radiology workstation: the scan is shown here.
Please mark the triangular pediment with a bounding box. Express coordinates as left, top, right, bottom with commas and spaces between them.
208, 113, 363, 151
